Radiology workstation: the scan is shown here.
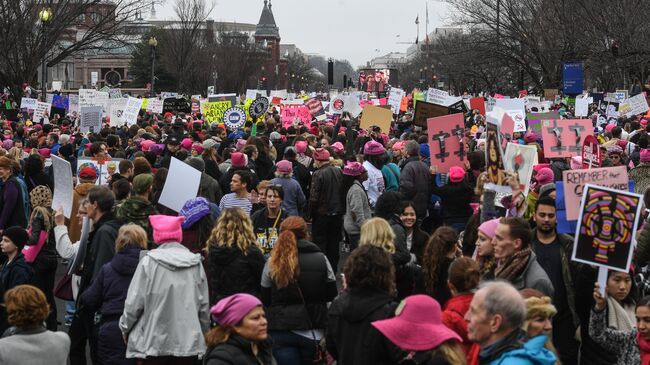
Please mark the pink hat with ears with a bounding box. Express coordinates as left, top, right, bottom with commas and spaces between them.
478, 218, 500, 240
570, 156, 583, 170
295, 141, 308, 154
148, 215, 184, 244
331, 142, 344, 155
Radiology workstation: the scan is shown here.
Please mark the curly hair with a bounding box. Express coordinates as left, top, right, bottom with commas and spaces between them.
207, 208, 258, 254
344, 245, 396, 295
374, 191, 403, 220
359, 218, 396, 254
5, 285, 49, 328
423, 226, 459, 294
269, 217, 308, 288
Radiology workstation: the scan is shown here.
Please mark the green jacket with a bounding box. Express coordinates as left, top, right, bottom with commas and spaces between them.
115, 197, 157, 248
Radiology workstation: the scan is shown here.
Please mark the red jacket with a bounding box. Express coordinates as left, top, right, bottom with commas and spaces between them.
442, 293, 475, 362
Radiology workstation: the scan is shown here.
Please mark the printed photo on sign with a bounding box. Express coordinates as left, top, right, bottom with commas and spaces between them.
503, 143, 538, 196
572, 184, 642, 272
484, 120, 510, 193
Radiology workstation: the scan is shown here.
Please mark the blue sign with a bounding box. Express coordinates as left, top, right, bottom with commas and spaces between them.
222, 107, 246, 130
562, 62, 583, 95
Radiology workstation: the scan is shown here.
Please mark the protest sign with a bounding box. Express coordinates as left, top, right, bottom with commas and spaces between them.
203, 100, 231, 123
270, 97, 282, 105
163, 97, 191, 114
51, 155, 73, 218
52, 95, 66, 110
504, 110, 526, 133
400, 97, 409, 112
140, 98, 148, 110
304, 98, 325, 121
618, 93, 649, 117
427, 113, 467, 174
78, 89, 96, 108
499, 113, 515, 151
562, 166, 629, 220
470, 97, 486, 115
146, 98, 164, 114
94, 91, 109, 114
108, 98, 127, 126
122, 97, 143, 126
572, 184, 642, 272
222, 107, 246, 130
360, 105, 392, 132
414, 101, 460, 127
249, 97, 269, 119
20, 97, 37, 111
77, 157, 121, 185
245, 89, 260, 100
495, 98, 526, 117
526, 112, 560, 139
426, 88, 450, 105
160, 92, 178, 100
280, 105, 311, 129
582, 135, 601, 168
69, 95, 79, 114
503, 143, 537, 196
541, 119, 593, 159
270, 89, 288, 100
484, 120, 510, 193
388, 88, 405, 114
158, 157, 201, 212
575, 98, 589, 117
108, 88, 122, 99
80, 106, 103, 133
33, 101, 52, 122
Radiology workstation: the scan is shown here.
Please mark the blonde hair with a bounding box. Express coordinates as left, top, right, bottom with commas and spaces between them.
208, 208, 258, 253
431, 340, 467, 365
359, 218, 396, 254
115, 224, 148, 252
6, 147, 22, 162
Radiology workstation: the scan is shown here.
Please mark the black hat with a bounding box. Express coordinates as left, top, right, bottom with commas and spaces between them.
166, 136, 180, 145
3, 226, 28, 250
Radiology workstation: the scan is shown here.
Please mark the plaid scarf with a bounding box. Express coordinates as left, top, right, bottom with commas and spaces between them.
495, 248, 532, 282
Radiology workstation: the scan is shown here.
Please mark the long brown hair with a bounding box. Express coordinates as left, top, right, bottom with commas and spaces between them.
423, 226, 458, 294
269, 217, 307, 288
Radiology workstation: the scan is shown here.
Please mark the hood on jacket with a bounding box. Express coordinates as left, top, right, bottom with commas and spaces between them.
336, 288, 395, 324
111, 245, 142, 276
118, 197, 156, 221
147, 242, 201, 270
74, 182, 95, 196
209, 244, 252, 266
495, 335, 556, 365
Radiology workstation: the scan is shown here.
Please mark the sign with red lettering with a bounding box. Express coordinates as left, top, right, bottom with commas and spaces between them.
582, 135, 601, 168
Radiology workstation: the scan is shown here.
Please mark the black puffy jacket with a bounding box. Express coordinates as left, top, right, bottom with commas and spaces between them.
203, 335, 273, 365
207, 244, 265, 305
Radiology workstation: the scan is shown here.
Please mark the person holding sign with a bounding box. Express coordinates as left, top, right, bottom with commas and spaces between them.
590, 284, 650, 365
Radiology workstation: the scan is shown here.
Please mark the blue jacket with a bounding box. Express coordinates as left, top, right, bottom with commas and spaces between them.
487, 335, 556, 365
81, 245, 142, 317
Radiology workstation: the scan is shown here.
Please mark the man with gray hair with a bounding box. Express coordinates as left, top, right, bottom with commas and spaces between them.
465, 281, 556, 364
398, 140, 430, 218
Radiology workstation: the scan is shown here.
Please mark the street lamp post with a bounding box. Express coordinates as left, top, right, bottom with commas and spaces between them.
148, 36, 157, 97
39, 8, 52, 101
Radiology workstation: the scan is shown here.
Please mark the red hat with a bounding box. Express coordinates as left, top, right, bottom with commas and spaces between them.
364, 140, 385, 155
276, 160, 293, 174
38, 148, 51, 159
313, 148, 330, 161
535, 167, 554, 185
331, 142, 344, 155
231, 152, 246, 168
448, 166, 466, 183
295, 141, 308, 154
605, 124, 616, 132
163, 112, 174, 118
79, 166, 97, 180
342, 162, 366, 176
191, 143, 204, 154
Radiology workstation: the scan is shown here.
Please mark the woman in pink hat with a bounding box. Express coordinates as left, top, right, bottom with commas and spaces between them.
204, 293, 273, 364
341, 162, 370, 250
474, 218, 500, 280
371, 294, 465, 364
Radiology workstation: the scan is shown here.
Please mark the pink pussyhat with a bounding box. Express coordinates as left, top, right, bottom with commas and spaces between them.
148, 215, 184, 244
210, 293, 262, 326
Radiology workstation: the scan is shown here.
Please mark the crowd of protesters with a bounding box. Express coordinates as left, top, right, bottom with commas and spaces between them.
0, 89, 649, 365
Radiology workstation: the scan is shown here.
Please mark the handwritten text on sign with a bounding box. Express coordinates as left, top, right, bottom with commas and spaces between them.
280, 105, 311, 129
203, 101, 232, 123
562, 165, 629, 221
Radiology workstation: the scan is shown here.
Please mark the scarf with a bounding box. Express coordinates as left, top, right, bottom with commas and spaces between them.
607, 296, 635, 332
29, 185, 53, 233
495, 248, 532, 282
637, 332, 650, 365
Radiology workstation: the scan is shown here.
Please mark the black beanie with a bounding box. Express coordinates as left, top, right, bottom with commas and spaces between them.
3, 226, 28, 250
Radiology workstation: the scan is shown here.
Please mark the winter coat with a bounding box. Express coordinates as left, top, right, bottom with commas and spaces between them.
636, 220, 650, 266
289, 159, 311, 199
250, 208, 288, 256
198, 172, 223, 204
0, 253, 33, 333
430, 179, 474, 225
309, 164, 343, 216
78, 213, 121, 301
381, 163, 401, 192
207, 244, 265, 305
81, 245, 141, 365
510, 251, 555, 298
68, 182, 95, 243
629, 163, 650, 195
589, 308, 640, 365
261, 239, 337, 331
119, 242, 210, 359
254, 154, 275, 181
408, 227, 429, 265
204, 334, 274, 365
115, 197, 157, 248
327, 288, 398, 365
0, 327, 70, 365
343, 181, 371, 236
442, 293, 474, 356
271, 176, 306, 217
399, 157, 431, 219
24, 171, 53, 193
485, 335, 556, 365
0, 176, 28, 230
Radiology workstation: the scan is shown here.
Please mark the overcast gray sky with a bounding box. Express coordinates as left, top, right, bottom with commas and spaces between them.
158, 0, 451, 67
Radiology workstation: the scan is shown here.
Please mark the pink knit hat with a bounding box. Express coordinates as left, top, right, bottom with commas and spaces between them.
364, 140, 385, 155
343, 161, 366, 176
231, 152, 246, 168
295, 141, 308, 154
534, 167, 554, 185
38, 148, 51, 158
371, 295, 461, 351
149, 215, 184, 244
605, 124, 616, 133
448, 166, 466, 183
235, 139, 247, 151
641, 148, 650, 163
180, 138, 193, 151
570, 156, 583, 170
313, 148, 330, 161
210, 293, 263, 326
524, 132, 537, 143
331, 142, 344, 155
276, 160, 292, 174
141, 139, 155, 152
478, 218, 500, 240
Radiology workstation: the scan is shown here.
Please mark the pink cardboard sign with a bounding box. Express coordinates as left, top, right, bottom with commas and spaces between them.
562, 166, 629, 220
427, 114, 467, 173
280, 105, 311, 129
541, 119, 593, 159
500, 113, 515, 151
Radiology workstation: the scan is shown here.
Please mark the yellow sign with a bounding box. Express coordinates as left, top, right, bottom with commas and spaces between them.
141, 98, 148, 110
202, 101, 231, 122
